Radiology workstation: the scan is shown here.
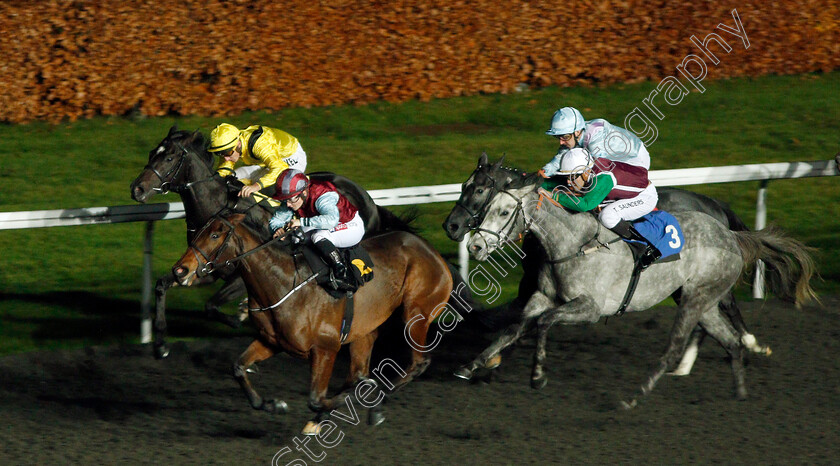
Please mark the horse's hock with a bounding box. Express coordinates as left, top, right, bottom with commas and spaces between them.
1, 1, 838, 122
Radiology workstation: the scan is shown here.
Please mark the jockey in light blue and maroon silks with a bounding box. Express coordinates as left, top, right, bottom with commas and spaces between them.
270, 169, 364, 287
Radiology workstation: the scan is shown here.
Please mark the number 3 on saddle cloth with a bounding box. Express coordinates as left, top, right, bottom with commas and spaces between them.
628, 210, 685, 261
614, 210, 684, 316
300, 244, 375, 342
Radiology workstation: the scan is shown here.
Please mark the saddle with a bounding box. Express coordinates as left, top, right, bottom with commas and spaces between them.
615, 211, 684, 316
300, 244, 375, 342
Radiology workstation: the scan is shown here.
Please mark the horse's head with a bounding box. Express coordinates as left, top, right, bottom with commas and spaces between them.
172, 213, 249, 286
130, 125, 213, 202
443, 153, 524, 241
467, 172, 542, 261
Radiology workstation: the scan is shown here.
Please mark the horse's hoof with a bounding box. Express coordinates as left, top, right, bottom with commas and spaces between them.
266, 399, 288, 414
620, 399, 638, 410
301, 421, 321, 436
154, 345, 170, 360
453, 366, 474, 381
530, 374, 548, 390
485, 354, 502, 370
762, 346, 772, 357
368, 409, 386, 427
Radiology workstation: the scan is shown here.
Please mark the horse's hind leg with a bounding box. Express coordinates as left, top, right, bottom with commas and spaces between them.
670, 327, 706, 376
233, 339, 287, 414
204, 276, 247, 329
720, 291, 770, 356
302, 347, 340, 435
341, 332, 385, 427
698, 307, 748, 400
622, 301, 707, 409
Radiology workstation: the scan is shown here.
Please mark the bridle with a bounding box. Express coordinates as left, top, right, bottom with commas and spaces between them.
189, 216, 290, 277
472, 185, 620, 264
144, 140, 216, 195
452, 166, 508, 230
471, 188, 534, 250
185, 217, 317, 312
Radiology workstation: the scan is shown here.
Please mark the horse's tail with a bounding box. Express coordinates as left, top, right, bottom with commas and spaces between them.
377, 205, 418, 234
734, 226, 819, 308
714, 198, 750, 232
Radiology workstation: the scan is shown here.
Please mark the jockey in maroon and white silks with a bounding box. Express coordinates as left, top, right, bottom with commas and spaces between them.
271, 169, 364, 287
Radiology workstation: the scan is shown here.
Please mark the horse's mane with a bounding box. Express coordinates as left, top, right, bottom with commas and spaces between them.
171, 129, 214, 170
484, 163, 528, 178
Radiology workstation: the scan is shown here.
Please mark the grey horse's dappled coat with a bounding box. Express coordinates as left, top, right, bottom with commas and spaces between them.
460, 173, 816, 406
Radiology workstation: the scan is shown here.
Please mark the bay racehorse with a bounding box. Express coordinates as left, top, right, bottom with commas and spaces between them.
454, 172, 816, 407
130, 126, 412, 359
443, 154, 769, 375
171, 213, 453, 433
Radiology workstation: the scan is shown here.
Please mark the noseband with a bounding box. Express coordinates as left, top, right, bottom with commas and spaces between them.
144, 141, 217, 195
472, 188, 535, 250
144, 142, 191, 195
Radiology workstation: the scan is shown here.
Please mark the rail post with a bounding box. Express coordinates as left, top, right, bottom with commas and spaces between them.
752, 180, 769, 299
141, 221, 154, 343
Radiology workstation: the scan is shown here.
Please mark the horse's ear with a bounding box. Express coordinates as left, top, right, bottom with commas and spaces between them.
168, 125, 178, 136
493, 155, 506, 169
478, 152, 488, 167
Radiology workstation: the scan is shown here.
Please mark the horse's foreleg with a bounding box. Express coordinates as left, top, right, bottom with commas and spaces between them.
153, 273, 176, 359
205, 276, 247, 329
233, 339, 286, 414
531, 296, 601, 389
453, 318, 532, 382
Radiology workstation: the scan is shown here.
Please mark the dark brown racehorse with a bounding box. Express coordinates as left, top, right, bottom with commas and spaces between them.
171, 213, 454, 434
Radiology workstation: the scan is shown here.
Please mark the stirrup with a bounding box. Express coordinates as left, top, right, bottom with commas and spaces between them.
638, 247, 662, 270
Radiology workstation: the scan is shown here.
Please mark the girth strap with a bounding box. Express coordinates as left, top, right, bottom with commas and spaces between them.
615, 261, 644, 317
340, 291, 354, 343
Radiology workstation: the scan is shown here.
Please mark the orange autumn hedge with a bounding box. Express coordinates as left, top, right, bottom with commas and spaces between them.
1, 0, 837, 123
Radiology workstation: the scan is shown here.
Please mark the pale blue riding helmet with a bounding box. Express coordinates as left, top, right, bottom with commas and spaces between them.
545, 107, 585, 135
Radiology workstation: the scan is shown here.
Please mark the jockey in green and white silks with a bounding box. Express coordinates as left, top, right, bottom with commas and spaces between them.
541, 147, 662, 269
543, 106, 650, 170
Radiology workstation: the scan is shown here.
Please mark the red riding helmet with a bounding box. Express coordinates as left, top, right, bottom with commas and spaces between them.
273, 168, 310, 200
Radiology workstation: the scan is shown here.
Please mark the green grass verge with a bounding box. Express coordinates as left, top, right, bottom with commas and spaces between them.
1, 72, 838, 354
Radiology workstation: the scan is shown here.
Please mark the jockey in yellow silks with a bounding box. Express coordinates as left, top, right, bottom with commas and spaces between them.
208, 123, 308, 198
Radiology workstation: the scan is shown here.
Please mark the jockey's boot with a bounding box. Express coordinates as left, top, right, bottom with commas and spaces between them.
313, 239, 353, 290
610, 220, 662, 270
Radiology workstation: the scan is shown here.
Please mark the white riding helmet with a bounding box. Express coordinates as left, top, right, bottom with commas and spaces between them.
558, 148, 594, 175
545, 107, 585, 136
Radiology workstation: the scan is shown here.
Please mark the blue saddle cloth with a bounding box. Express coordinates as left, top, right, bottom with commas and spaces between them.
630, 210, 684, 258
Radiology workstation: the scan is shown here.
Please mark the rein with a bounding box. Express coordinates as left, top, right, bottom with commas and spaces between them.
188, 219, 320, 312
474, 185, 620, 264
192, 217, 291, 275
544, 220, 621, 265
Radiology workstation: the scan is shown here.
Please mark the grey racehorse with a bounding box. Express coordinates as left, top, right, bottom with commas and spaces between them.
443, 154, 770, 376
454, 172, 817, 406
